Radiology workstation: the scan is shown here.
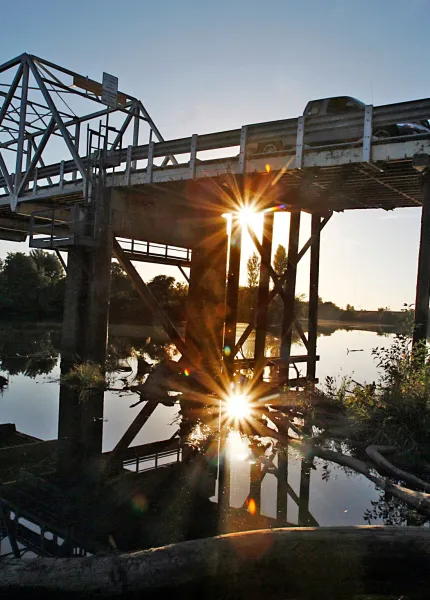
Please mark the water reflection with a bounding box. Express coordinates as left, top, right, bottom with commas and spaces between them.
1, 323, 427, 560
0, 326, 60, 377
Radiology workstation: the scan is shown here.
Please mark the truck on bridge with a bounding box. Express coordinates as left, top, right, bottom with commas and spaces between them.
249, 95, 430, 155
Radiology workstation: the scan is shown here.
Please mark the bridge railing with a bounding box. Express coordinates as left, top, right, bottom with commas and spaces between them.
2, 96, 430, 201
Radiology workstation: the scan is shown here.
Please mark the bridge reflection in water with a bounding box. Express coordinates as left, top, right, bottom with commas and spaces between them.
0, 401, 316, 558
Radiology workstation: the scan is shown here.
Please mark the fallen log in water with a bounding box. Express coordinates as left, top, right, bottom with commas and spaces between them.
1, 527, 430, 598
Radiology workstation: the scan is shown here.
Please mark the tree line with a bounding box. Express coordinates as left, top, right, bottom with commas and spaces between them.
0, 248, 401, 326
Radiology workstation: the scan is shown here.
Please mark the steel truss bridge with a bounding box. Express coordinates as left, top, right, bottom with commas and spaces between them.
1, 53, 430, 558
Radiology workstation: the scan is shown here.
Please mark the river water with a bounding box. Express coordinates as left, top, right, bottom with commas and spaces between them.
0, 322, 412, 533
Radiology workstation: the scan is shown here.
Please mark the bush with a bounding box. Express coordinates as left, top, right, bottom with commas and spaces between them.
325, 334, 430, 460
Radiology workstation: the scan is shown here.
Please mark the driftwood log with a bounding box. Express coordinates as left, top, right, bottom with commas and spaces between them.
255, 409, 430, 518
1, 527, 430, 599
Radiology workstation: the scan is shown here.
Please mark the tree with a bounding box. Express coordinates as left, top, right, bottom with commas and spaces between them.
147, 275, 176, 308
29, 249, 63, 281
0, 252, 43, 316
343, 304, 357, 321
273, 244, 288, 277
247, 252, 260, 288
110, 262, 135, 301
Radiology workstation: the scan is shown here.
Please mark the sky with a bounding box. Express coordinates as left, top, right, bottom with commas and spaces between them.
1, 0, 429, 310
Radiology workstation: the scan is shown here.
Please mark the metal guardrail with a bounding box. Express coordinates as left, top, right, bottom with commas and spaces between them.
118, 238, 192, 266
29, 205, 95, 249
123, 447, 182, 473
2, 96, 430, 196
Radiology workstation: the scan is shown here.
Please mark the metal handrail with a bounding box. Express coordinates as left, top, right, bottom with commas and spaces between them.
123, 447, 182, 473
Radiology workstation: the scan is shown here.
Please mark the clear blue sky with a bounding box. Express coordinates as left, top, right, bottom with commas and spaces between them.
1, 0, 429, 310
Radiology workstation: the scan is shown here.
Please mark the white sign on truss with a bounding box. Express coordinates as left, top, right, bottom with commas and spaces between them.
101, 72, 118, 108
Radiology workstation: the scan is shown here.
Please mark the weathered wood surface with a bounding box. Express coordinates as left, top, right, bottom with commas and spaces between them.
1, 527, 430, 598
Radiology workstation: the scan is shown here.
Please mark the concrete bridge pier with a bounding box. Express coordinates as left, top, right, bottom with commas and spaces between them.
58, 189, 113, 474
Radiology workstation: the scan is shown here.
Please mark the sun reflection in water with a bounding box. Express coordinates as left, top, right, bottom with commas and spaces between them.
226, 393, 251, 421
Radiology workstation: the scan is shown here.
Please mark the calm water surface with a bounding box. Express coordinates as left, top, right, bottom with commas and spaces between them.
0, 324, 411, 530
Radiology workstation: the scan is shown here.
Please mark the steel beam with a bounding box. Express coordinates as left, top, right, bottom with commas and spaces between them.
0, 152, 13, 195
0, 62, 23, 129
13, 59, 29, 201
28, 59, 87, 181
16, 118, 55, 196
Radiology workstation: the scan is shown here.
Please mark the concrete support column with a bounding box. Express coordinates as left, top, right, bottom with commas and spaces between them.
413, 174, 430, 347
185, 219, 228, 369
58, 189, 113, 474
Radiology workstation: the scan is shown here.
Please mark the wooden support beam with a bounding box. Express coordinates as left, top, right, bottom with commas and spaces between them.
178, 264, 190, 284
249, 458, 262, 514
113, 238, 189, 360
254, 212, 274, 377
298, 459, 312, 526
246, 224, 286, 302
413, 173, 430, 347
280, 212, 301, 381
107, 401, 157, 471
224, 216, 242, 374
233, 213, 330, 359
54, 249, 67, 273
217, 428, 231, 518
276, 448, 288, 524
307, 214, 321, 380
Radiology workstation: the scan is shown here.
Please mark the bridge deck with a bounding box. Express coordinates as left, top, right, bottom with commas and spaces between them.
1, 98, 430, 216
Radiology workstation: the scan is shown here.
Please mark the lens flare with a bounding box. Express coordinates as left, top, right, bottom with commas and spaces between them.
247, 497, 257, 515
238, 207, 257, 227
131, 493, 148, 514
226, 394, 251, 421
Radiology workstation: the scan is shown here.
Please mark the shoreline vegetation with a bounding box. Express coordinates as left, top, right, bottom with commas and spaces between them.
0, 250, 411, 331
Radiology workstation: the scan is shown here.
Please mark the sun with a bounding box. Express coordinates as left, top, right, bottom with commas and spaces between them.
226, 394, 251, 421
238, 207, 258, 227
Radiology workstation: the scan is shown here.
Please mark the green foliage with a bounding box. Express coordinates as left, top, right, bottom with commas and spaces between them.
246, 252, 260, 288
273, 244, 288, 277
0, 251, 65, 319
61, 362, 106, 403
325, 334, 430, 459
30, 249, 64, 281
0, 326, 60, 376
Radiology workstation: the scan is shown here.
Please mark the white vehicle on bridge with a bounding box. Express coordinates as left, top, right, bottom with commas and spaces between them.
248, 95, 430, 155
